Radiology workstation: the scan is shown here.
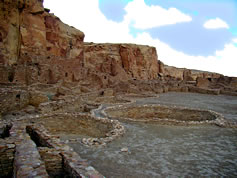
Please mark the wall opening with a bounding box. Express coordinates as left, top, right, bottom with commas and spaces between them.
0, 32, 2, 42
8, 71, 14, 82
16, 94, 21, 99
0, 124, 12, 139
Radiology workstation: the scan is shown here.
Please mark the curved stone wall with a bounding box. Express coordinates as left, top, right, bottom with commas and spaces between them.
104, 104, 232, 127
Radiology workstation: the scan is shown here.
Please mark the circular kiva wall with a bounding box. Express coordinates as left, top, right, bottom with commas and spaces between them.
34, 113, 125, 146
105, 105, 223, 126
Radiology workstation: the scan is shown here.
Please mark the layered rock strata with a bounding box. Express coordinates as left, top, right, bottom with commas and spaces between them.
0, 0, 84, 84
0, 0, 162, 88
1, 0, 236, 95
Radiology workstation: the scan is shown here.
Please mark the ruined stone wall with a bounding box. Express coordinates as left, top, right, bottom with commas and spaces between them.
0, 138, 15, 177
1, 0, 235, 93
38, 147, 64, 177
0, 88, 29, 115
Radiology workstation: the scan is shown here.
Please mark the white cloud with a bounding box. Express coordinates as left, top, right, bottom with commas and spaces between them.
43, 0, 237, 77
124, 0, 192, 29
133, 32, 237, 77
233, 38, 237, 43
203, 18, 229, 29
44, 0, 133, 43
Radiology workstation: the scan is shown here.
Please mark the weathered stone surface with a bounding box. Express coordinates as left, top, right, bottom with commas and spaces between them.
196, 77, 210, 88
10, 121, 49, 177
104, 104, 226, 127
0, 138, 15, 177
163, 65, 184, 80
38, 147, 64, 177
27, 124, 106, 177
0, 0, 85, 85
83, 43, 161, 88
189, 86, 220, 95
0, 88, 29, 115
100, 88, 114, 96
0, 0, 163, 87
230, 77, 237, 89
1, 0, 236, 96
29, 91, 49, 107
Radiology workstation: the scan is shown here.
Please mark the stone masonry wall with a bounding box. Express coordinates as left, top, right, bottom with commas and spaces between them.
0, 138, 15, 178
38, 147, 64, 177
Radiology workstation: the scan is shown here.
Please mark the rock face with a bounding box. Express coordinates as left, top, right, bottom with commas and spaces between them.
83, 43, 160, 88
0, 0, 236, 94
196, 77, 210, 88
0, 0, 85, 84
163, 65, 185, 80
0, 0, 160, 87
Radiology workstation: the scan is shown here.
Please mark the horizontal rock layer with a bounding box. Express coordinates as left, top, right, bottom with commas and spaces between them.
0, 0, 161, 87
0, 0, 84, 84
0, 0, 236, 93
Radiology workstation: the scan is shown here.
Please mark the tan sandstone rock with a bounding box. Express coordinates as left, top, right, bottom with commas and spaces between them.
0, 0, 85, 85
29, 92, 49, 107
196, 77, 210, 88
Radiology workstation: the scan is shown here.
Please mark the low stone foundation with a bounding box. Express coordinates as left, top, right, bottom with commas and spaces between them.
0, 87, 30, 115
189, 86, 220, 95
32, 112, 125, 147
38, 147, 65, 177
104, 104, 233, 127
10, 121, 49, 177
26, 124, 104, 177
0, 118, 105, 177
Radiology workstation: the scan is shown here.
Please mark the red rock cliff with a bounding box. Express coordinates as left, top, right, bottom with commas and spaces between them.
84, 43, 160, 83
0, 0, 161, 87
0, 0, 85, 84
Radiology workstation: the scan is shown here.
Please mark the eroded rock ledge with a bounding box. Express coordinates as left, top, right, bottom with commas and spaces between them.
0, 0, 236, 95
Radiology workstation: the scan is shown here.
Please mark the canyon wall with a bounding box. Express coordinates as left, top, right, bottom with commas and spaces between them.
0, 0, 161, 88
0, 0, 84, 84
83, 43, 160, 88
0, 0, 236, 93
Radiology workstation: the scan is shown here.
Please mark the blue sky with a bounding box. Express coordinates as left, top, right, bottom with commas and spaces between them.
99, 0, 237, 56
44, 0, 237, 76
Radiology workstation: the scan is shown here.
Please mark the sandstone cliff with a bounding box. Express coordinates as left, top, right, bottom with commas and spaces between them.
83, 43, 160, 88
0, 0, 84, 84
0, 0, 236, 94
0, 0, 161, 88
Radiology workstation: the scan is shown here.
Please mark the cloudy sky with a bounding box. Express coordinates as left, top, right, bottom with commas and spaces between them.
44, 0, 237, 77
